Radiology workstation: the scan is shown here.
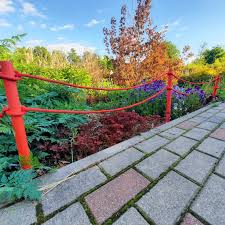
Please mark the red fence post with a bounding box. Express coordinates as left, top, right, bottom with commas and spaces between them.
0, 61, 32, 169
212, 74, 220, 98
165, 70, 173, 123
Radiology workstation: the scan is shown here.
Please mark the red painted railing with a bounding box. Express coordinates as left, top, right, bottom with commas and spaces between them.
0, 61, 220, 169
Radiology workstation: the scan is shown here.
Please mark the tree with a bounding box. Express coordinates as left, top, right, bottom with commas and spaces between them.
0, 34, 26, 60
67, 48, 80, 64
33, 46, 51, 66
103, 0, 174, 85
165, 41, 180, 60
202, 46, 225, 64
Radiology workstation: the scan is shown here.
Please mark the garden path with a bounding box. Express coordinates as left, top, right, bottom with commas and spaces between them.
1, 103, 225, 225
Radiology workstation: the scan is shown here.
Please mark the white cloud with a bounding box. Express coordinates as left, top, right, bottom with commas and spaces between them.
26, 39, 44, 46
29, 20, 36, 25
161, 18, 182, 32
57, 36, 65, 41
50, 24, 74, 32
20, 1, 46, 18
0, 19, 11, 27
47, 42, 96, 55
85, 19, 104, 28
0, 0, 15, 14
17, 24, 24, 32
40, 23, 47, 29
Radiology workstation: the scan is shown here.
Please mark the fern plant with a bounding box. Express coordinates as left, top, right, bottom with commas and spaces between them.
0, 169, 40, 204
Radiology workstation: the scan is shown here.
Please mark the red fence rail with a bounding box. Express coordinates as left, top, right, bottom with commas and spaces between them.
0, 61, 221, 169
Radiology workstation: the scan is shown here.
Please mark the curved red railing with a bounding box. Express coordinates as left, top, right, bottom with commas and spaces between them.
16, 72, 158, 91
172, 89, 190, 96
0, 61, 221, 169
23, 87, 166, 115
172, 73, 215, 85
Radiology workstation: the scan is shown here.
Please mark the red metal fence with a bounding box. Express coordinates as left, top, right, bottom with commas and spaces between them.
0, 61, 221, 169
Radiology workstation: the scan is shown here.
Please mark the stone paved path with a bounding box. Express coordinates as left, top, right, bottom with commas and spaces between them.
1, 103, 225, 225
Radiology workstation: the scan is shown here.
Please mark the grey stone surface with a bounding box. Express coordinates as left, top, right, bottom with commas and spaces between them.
183, 128, 210, 141
191, 174, 225, 225
113, 207, 149, 225
199, 112, 214, 118
41, 166, 107, 216
99, 148, 144, 176
43, 203, 91, 225
216, 155, 225, 177
189, 116, 206, 124
137, 171, 198, 225
175, 151, 217, 184
140, 129, 160, 139
208, 116, 225, 124
0, 201, 37, 225
165, 136, 197, 156
206, 109, 220, 114
135, 135, 170, 153
197, 137, 225, 158
136, 149, 179, 179
197, 121, 218, 131
39, 135, 144, 186
219, 122, 225, 129
215, 112, 225, 119
160, 127, 186, 140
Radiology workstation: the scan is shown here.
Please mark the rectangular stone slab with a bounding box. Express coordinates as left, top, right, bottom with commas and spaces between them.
0, 201, 37, 225
197, 137, 225, 158
41, 166, 106, 216
112, 207, 149, 225
43, 203, 91, 225
197, 121, 218, 131
135, 135, 170, 153
137, 171, 198, 225
99, 148, 144, 176
175, 151, 217, 184
191, 174, 225, 225
183, 128, 210, 141
136, 149, 179, 179
85, 169, 150, 224
164, 136, 197, 156
215, 155, 225, 177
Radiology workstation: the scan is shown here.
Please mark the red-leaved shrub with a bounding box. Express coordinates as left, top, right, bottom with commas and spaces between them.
75, 112, 163, 157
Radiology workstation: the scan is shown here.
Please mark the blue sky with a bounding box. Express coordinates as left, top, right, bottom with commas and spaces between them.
0, 0, 225, 56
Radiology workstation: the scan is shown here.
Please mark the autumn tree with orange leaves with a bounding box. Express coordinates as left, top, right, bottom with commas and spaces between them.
103, 0, 184, 86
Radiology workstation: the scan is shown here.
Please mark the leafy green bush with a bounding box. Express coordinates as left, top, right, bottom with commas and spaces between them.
178, 73, 213, 86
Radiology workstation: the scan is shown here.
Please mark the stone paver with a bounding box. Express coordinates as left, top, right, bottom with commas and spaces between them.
191, 174, 225, 225
85, 169, 149, 224
197, 121, 218, 131
137, 171, 198, 225
210, 128, 225, 141
189, 116, 206, 124
43, 203, 91, 225
180, 213, 204, 225
199, 112, 214, 118
99, 148, 144, 176
197, 137, 225, 158
41, 166, 106, 216
160, 127, 186, 140
208, 116, 225, 124
136, 149, 179, 179
165, 136, 197, 156
0, 201, 37, 225
176, 121, 198, 130
219, 122, 225, 129
135, 135, 170, 153
175, 151, 217, 184
183, 127, 210, 141
112, 208, 149, 225
216, 155, 225, 177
